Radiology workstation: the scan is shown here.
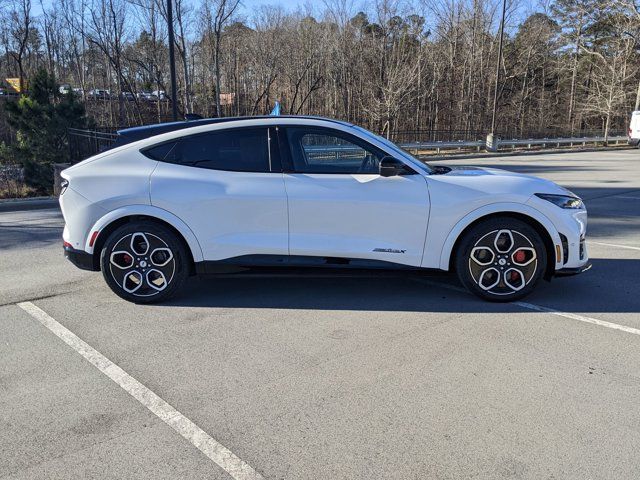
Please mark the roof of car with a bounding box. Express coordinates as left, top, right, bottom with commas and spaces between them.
114, 115, 353, 146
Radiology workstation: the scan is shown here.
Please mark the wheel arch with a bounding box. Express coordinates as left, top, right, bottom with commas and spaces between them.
439, 204, 561, 279
86, 206, 203, 272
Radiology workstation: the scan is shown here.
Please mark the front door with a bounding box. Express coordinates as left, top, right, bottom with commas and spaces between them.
280, 126, 430, 267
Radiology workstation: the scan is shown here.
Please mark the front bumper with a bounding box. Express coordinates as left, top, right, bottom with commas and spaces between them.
554, 260, 592, 276
64, 244, 97, 271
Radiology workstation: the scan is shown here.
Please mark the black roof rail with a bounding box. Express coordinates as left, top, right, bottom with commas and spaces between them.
114, 115, 352, 146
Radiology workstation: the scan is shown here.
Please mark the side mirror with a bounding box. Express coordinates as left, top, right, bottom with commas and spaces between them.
379, 156, 407, 177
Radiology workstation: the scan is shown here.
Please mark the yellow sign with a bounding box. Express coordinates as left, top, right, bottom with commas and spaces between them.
6, 78, 22, 93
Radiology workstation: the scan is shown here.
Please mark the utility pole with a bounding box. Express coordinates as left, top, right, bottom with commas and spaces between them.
167, 0, 178, 121
490, 0, 507, 135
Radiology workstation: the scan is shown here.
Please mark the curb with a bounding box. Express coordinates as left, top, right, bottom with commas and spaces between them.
0, 196, 59, 212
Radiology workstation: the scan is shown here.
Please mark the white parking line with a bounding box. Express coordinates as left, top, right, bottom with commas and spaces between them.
414, 279, 640, 336
17, 301, 264, 480
514, 301, 640, 336
589, 241, 640, 252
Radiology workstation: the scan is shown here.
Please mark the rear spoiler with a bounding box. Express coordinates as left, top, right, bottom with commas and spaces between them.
114, 116, 218, 147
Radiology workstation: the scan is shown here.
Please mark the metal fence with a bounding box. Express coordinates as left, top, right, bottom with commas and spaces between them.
68, 127, 118, 163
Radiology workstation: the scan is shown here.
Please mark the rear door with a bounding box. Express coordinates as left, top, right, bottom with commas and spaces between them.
149, 126, 288, 261
280, 126, 430, 267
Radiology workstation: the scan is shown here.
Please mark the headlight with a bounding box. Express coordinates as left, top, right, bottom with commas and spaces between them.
535, 193, 583, 209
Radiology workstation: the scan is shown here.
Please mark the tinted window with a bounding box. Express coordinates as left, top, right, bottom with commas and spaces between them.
174, 128, 271, 172
142, 141, 177, 161
286, 128, 382, 174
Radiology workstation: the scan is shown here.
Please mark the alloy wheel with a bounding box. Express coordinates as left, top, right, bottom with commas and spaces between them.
468, 229, 538, 296
108, 232, 176, 297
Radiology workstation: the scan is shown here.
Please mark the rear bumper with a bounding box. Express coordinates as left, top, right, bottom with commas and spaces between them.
64, 245, 97, 271
554, 260, 592, 277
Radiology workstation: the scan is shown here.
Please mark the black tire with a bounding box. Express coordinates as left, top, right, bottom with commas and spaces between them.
100, 221, 189, 303
455, 217, 547, 302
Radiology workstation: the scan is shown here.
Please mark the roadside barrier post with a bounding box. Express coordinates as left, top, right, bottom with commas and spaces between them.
486, 133, 498, 152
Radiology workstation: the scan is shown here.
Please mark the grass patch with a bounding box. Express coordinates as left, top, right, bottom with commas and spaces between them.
0, 179, 39, 199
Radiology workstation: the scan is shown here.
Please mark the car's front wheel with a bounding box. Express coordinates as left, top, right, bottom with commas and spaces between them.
100, 221, 189, 303
455, 218, 547, 302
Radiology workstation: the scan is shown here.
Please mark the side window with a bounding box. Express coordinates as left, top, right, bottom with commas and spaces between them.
149, 127, 272, 172
286, 128, 382, 174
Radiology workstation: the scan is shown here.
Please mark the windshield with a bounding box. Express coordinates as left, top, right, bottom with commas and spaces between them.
352, 125, 433, 174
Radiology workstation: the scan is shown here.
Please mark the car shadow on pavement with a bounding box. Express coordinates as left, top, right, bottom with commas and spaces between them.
0, 210, 64, 250
164, 258, 640, 314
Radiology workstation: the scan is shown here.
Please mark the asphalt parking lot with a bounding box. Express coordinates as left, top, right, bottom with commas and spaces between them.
2, 149, 640, 479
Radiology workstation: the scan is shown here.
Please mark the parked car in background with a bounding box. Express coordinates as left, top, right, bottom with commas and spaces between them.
0, 88, 18, 97
59, 84, 72, 95
137, 91, 156, 101
628, 111, 640, 146
88, 89, 110, 100
121, 91, 135, 101
59, 116, 590, 303
151, 90, 166, 100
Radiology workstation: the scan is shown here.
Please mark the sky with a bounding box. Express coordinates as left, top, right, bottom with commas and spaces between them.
30, 0, 310, 18
31, 0, 540, 34
236, 0, 539, 34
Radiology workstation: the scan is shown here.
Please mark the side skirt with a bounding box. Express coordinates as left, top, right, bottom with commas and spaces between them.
194, 254, 428, 275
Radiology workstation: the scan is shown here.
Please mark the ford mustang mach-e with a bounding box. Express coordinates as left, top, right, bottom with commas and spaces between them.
60, 116, 590, 302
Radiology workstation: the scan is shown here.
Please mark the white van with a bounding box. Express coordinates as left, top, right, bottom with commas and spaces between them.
628, 111, 640, 146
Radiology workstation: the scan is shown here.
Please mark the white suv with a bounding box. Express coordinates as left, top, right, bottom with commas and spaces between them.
60, 116, 590, 303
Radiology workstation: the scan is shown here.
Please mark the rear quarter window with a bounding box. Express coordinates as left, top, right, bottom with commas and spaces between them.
141, 141, 178, 161
143, 128, 272, 172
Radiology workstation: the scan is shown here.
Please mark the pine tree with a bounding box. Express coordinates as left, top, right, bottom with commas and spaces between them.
4, 68, 93, 194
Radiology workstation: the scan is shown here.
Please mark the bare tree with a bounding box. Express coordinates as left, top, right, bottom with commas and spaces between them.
5, 0, 32, 92
201, 0, 240, 117
579, 2, 637, 140
86, 0, 131, 124
0, 0, 638, 138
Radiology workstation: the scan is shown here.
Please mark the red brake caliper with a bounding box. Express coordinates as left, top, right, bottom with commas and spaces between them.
514, 250, 526, 263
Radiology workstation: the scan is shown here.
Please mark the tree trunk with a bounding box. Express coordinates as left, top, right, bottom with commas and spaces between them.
568, 12, 583, 134
214, 32, 222, 117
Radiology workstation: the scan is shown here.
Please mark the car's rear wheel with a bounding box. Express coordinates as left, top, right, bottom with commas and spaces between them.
100, 221, 189, 303
455, 218, 547, 302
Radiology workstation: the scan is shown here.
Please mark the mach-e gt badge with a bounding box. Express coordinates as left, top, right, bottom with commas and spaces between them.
373, 248, 406, 254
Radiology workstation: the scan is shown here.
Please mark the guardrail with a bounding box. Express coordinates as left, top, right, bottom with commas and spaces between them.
400, 140, 485, 154
496, 136, 627, 149
398, 135, 628, 155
